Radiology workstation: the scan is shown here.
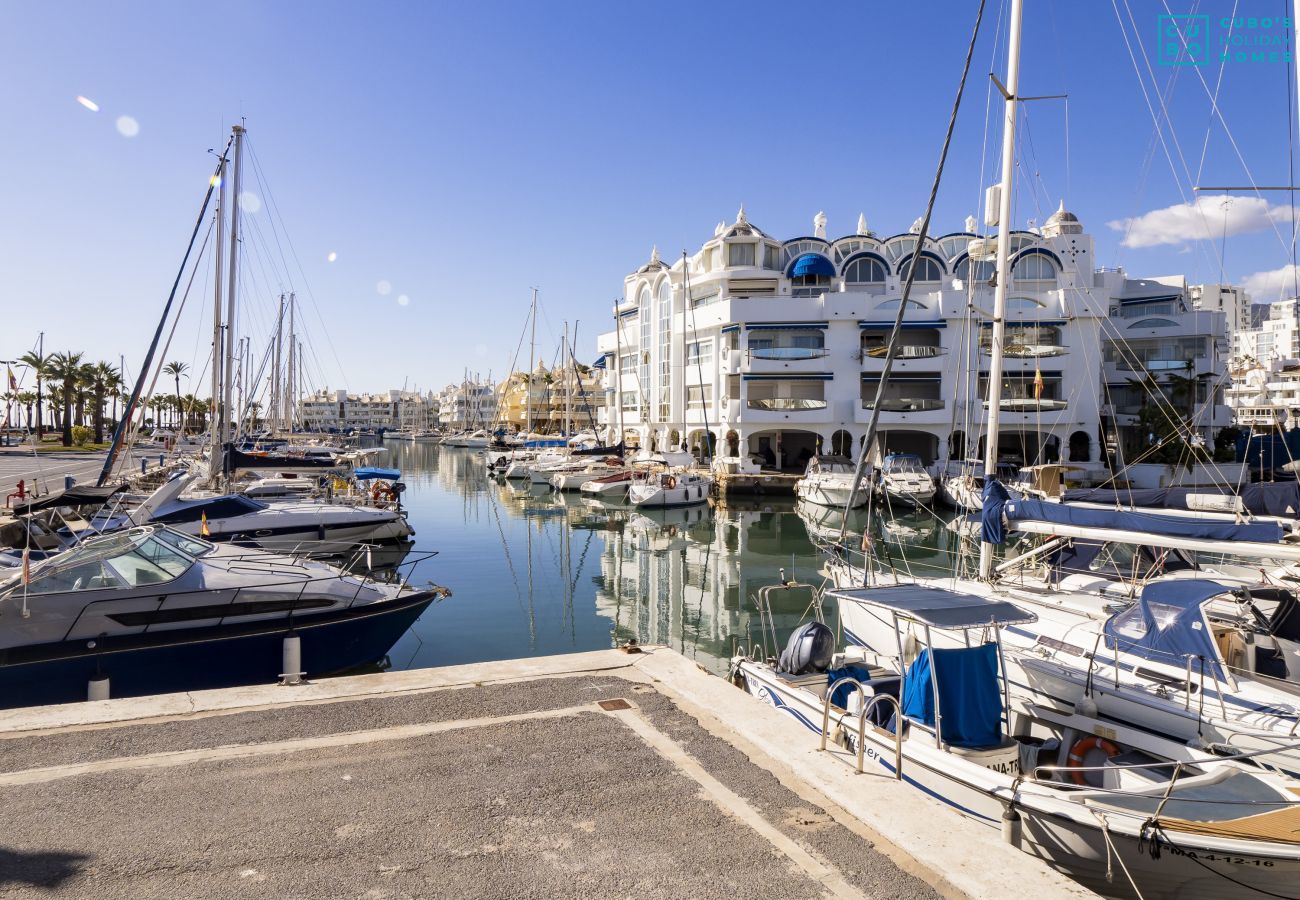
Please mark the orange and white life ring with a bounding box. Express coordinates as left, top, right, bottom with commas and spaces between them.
1066, 736, 1120, 786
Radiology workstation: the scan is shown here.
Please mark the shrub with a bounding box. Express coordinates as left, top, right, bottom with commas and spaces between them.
71, 425, 93, 447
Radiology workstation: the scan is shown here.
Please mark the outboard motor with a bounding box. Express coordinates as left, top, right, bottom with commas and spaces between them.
778, 622, 834, 676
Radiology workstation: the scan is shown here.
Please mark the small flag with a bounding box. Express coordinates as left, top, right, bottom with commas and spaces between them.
1032, 362, 1044, 401
6, 367, 15, 392
200, 512, 210, 537
21, 548, 30, 585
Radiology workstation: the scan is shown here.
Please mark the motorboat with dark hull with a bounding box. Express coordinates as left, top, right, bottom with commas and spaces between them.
0, 526, 443, 707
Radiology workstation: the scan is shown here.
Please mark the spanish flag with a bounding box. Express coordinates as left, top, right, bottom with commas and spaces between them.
1032, 361, 1044, 401
6, 367, 15, 392
200, 512, 210, 537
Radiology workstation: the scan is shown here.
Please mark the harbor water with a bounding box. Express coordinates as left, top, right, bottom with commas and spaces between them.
382, 441, 964, 676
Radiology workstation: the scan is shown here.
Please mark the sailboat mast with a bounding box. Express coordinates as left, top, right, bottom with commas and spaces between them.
286, 292, 296, 431
979, 0, 1024, 579
206, 155, 228, 480
564, 321, 571, 437
222, 123, 245, 450
526, 288, 537, 436
612, 302, 623, 447
271, 294, 284, 434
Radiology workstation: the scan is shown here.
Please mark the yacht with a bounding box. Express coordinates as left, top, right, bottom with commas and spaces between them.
794, 455, 866, 509
877, 453, 936, 508
0, 525, 442, 707
627, 470, 713, 508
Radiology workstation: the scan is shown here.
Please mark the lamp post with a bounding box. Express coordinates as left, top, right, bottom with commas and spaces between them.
0, 359, 17, 447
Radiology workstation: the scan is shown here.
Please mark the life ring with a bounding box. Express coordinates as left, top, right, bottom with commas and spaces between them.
370, 482, 397, 503
1066, 736, 1120, 786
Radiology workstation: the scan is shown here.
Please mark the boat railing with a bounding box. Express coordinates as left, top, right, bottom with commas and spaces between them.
819, 677, 903, 777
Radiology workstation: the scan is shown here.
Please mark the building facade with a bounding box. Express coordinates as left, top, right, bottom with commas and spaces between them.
299, 389, 434, 431
594, 206, 1234, 472
434, 379, 497, 430
495, 363, 603, 433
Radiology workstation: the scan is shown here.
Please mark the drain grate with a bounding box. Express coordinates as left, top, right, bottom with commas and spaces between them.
597, 698, 632, 711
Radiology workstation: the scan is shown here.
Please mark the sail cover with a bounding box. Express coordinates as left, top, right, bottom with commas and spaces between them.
1103, 580, 1230, 682
1005, 499, 1284, 543
901, 644, 1003, 749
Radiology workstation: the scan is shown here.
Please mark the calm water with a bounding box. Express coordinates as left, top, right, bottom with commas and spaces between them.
380, 442, 971, 675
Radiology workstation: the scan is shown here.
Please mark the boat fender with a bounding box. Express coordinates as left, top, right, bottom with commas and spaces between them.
666, 476, 677, 490
902, 630, 919, 666
1066, 736, 1120, 786
1000, 805, 1022, 848
1075, 694, 1098, 718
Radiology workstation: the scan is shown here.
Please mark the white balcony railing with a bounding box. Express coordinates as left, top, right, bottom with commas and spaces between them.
747, 398, 828, 411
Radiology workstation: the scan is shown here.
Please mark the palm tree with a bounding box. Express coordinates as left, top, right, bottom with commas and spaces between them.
162, 361, 189, 434
88, 362, 118, 444
16, 391, 35, 432
45, 352, 84, 447
248, 401, 263, 430
18, 350, 49, 438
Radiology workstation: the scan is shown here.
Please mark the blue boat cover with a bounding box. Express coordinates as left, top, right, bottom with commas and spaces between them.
1063, 483, 1300, 521
1006, 499, 1284, 543
789, 253, 835, 278
981, 478, 1011, 545
901, 645, 1003, 749
1103, 580, 1229, 681
523, 439, 567, 448
353, 466, 400, 481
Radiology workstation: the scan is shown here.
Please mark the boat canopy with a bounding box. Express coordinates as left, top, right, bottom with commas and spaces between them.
1103, 580, 1231, 682
10, 483, 125, 515
827, 584, 1037, 629
523, 439, 567, 449
1004, 499, 1284, 544
901, 645, 1003, 749
353, 467, 400, 481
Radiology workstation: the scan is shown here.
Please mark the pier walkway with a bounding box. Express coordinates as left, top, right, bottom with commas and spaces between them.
0, 649, 1093, 899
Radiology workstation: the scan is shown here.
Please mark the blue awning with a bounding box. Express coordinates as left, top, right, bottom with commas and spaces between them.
979, 320, 1067, 327
1118, 294, 1181, 306
592, 356, 608, 369
1104, 580, 1231, 681
859, 321, 947, 329
354, 466, 401, 480
745, 321, 828, 331
1005, 499, 1285, 543
720, 324, 741, 334
742, 374, 834, 381
617, 308, 639, 318
790, 253, 835, 278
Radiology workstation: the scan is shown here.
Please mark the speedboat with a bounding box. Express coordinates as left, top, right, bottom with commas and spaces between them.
627, 470, 713, 508
734, 583, 1300, 899
794, 455, 866, 509
548, 459, 624, 491
579, 469, 634, 499
97, 474, 414, 555
0, 525, 443, 707
877, 454, 936, 508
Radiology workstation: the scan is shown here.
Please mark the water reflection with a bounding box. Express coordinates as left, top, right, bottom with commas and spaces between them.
377, 441, 961, 676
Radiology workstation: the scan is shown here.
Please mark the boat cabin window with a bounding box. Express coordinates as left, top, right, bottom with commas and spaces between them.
153, 529, 214, 557
105, 538, 193, 586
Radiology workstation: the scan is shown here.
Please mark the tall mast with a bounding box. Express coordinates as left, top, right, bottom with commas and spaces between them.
271, 294, 284, 433
286, 292, 296, 431
564, 321, 571, 437
526, 288, 537, 436
206, 154, 228, 481
613, 302, 624, 447
222, 123, 245, 452
979, 0, 1025, 579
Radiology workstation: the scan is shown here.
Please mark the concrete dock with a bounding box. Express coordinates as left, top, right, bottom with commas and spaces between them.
0, 648, 1093, 899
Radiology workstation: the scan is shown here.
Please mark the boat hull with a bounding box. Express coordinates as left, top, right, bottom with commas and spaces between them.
0, 591, 437, 708
794, 479, 868, 509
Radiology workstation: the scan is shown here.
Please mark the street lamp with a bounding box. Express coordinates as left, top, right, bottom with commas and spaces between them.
0, 359, 17, 447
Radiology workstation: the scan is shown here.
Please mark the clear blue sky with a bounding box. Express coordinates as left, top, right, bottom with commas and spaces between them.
2, 1, 1297, 394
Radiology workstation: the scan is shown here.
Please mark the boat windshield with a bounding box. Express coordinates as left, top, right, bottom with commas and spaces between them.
0, 527, 197, 597
882, 455, 924, 474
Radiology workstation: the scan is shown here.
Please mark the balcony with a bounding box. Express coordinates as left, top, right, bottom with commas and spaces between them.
747, 347, 829, 361
862, 344, 946, 360
862, 398, 945, 411
747, 397, 828, 411
983, 398, 1069, 412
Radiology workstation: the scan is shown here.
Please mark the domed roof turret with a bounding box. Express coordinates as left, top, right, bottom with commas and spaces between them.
723, 205, 769, 238
636, 245, 668, 274
1042, 200, 1083, 236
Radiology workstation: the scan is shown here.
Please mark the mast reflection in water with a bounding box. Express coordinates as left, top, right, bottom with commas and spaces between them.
384, 442, 960, 675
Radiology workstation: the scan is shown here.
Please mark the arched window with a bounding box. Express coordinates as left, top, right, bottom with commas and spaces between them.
831, 429, 852, 456
842, 255, 887, 285
898, 254, 944, 283
955, 256, 995, 284
1012, 252, 1059, 285
657, 282, 672, 420
1069, 430, 1091, 462
1129, 317, 1179, 328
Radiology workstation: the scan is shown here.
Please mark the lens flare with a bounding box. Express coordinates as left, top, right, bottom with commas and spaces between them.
327, 251, 337, 263
75, 96, 99, 112
238, 191, 261, 213
397, 294, 410, 307
115, 115, 139, 137
376, 280, 392, 296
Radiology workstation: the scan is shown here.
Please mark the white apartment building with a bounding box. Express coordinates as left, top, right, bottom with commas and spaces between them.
1227, 300, 1300, 428
299, 389, 434, 431
594, 206, 1234, 472
434, 380, 497, 430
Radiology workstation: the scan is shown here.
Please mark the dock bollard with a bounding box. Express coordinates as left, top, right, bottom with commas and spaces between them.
64, 476, 75, 491
280, 633, 304, 686
141, 459, 147, 475
88, 675, 110, 702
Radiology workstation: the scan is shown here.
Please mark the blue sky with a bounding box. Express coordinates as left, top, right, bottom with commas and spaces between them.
2, 1, 1298, 394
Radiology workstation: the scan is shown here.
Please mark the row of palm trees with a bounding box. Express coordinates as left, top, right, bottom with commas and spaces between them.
3, 354, 213, 446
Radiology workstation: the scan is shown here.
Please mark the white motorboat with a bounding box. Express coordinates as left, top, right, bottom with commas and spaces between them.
579, 469, 634, 499
627, 470, 713, 508
877, 453, 936, 508
548, 460, 625, 491
794, 455, 866, 509
735, 583, 1300, 900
